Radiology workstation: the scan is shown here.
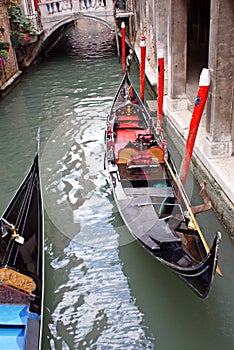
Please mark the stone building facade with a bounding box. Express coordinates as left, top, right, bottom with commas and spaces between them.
126, 0, 233, 233
130, 0, 233, 159
0, 0, 21, 91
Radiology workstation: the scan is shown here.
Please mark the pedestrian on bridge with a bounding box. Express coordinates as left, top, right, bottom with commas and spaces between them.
94, 0, 106, 8
84, 0, 92, 9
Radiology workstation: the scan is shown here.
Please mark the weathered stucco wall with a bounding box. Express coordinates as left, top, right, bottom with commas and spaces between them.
204, 0, 234, 158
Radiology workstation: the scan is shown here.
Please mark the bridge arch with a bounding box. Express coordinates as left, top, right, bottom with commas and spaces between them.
39, 1, 115, 41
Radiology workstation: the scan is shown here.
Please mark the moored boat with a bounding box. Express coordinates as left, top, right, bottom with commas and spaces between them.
0, 151, 44, 349
105, 72, 221, 298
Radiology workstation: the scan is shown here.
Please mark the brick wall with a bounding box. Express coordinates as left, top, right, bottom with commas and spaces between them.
0, 0, 20, 90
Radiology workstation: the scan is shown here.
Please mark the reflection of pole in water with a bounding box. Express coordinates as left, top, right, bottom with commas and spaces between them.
114, 17, 120, 59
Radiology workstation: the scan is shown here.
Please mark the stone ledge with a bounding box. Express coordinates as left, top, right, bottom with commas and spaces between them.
203, 137, 232, 158
166, 108, 234, 205
164, 95, 188, 113
146, 96, 234, 209
0, 71, 22, 91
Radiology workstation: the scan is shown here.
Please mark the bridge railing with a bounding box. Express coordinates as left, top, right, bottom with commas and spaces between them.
38, 1, 114, 34
39, 0, 75, 18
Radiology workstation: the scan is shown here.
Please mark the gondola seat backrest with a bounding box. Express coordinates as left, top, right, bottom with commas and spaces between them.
117, 147, 140, 164
144, 147, 165, 163
117, 146, 165, 164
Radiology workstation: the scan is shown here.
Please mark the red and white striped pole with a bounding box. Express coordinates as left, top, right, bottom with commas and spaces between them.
121, 22, 126, 74
179, 68, 211, 186
157, 49, 164, 130
140, 35, 146, 102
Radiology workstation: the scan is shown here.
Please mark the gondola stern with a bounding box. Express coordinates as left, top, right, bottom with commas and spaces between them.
180, 231, 222, 298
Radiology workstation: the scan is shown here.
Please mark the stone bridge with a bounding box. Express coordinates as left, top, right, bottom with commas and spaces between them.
38, 0, 115, 40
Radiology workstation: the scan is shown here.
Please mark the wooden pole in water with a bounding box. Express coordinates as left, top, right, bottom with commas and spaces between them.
140, 35, 146, 102
157, 49, 164, 130
179, 68, 210, 186
121, 22, 126, 74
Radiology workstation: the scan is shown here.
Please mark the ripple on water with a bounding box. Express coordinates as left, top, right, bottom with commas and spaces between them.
49, 234, 154, 349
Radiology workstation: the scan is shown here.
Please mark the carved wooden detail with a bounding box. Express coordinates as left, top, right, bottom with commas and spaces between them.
0, 267, 36, 294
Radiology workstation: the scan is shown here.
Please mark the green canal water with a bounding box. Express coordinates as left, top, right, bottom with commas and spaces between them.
0, 21, 233, 349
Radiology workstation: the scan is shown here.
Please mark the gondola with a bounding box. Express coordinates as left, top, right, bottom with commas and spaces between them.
105, 72, 221, 298
0, 151, 44, 349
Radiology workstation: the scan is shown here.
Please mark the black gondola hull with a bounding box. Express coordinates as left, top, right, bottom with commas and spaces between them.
106, 72, 221, 298
0, 153, 44, 349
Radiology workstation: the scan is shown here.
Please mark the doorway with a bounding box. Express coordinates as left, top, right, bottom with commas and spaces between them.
187, 0, 210, 106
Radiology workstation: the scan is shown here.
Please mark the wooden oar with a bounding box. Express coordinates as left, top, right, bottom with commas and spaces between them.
164, 157, 222, 276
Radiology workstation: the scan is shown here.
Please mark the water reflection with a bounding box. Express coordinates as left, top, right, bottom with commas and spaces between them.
61, 18, 117, 59
49, 234, 154, 349
39, 22, 155, 349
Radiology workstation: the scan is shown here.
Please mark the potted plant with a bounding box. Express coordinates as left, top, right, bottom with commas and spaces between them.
8, 4, 37, 46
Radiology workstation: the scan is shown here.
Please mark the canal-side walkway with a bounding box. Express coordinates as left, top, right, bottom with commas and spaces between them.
133, 45, 234, 235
